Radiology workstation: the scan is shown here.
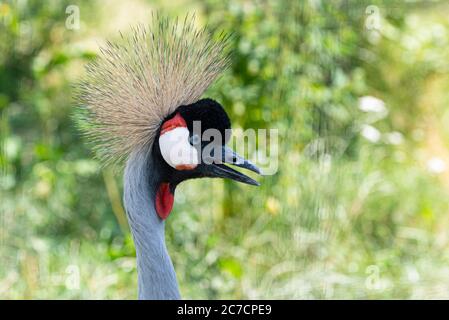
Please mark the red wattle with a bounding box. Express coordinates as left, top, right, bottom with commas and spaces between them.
155, 183, 174, 220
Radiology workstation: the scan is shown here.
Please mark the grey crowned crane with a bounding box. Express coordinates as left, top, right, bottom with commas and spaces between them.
76, 15, 261, 299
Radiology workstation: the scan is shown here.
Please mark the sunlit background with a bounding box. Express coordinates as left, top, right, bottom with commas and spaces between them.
2, 0, 449, 299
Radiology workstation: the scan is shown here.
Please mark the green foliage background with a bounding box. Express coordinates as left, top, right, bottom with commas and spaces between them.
2, 0, 449, 299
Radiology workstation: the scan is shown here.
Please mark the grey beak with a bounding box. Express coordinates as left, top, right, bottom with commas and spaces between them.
221, 145, 261, 175
202, 145, 261, 186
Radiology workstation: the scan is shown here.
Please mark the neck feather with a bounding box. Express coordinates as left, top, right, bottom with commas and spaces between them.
123, 147, 180, 300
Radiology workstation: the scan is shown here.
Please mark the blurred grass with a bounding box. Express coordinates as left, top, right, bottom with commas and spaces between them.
2, 0, 449, 299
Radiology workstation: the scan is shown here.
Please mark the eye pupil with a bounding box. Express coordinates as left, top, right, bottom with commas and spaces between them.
190, 134, 200, 145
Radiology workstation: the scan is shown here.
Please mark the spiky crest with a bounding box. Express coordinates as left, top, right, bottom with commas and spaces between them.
75, 14, 231, 166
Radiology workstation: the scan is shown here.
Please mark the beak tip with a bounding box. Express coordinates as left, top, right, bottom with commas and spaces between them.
247, 177, 260, 186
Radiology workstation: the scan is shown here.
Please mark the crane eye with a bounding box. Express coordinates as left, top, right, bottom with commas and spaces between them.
189, 134, 200, 145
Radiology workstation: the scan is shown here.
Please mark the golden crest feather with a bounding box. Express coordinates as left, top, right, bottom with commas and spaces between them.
75, 14, 232, 166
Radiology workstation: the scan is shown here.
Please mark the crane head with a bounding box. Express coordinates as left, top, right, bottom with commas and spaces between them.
153, 98, 261, 220
74, 15, 259, 220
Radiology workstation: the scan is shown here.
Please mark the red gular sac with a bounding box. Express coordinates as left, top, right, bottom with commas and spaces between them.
155, 182, 174, 220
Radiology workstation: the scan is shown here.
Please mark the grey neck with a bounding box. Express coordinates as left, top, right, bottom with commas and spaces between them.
123, 147, 180, 300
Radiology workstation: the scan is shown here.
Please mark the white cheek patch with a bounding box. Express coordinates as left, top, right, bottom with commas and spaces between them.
159, 127, 199, 170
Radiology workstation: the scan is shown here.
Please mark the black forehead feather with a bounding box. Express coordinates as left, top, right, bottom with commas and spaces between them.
175, 98, 231, 138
